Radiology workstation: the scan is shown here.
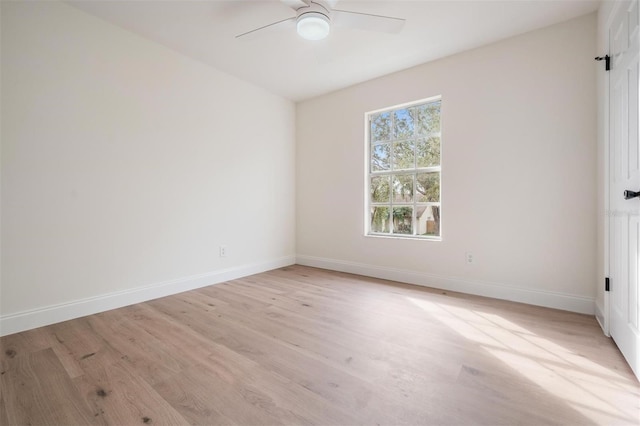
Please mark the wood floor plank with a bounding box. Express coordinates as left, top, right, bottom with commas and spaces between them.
0, 379, 10, 426
44, 317, 120, 379
71, 358, 189, 425
115, 303, 221, 363
146, 294, 229, 343
154, 345, 359, 426
0, 348, 94, 425
0, 327, 53, 363
83, 312, 189, 387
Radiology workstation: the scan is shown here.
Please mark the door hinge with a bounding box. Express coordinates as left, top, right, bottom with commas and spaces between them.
595, 55, 610, 71
605, 277, 610, 292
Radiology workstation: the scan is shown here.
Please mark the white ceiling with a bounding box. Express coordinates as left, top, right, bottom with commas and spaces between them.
68, 0, 600, 102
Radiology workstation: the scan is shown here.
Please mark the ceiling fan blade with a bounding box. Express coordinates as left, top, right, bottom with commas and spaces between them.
325, 0, 339, 8
332, 9, 405, 34
280, 0, 309, 10
235, 17, 296, 40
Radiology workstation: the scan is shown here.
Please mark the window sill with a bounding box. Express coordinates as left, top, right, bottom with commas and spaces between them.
365, 233, 442, 242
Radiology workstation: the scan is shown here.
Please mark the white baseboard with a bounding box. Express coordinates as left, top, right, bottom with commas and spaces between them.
296, 255, 595, 315
2, 254, 595, 337
595, 299, 609, 336
0, 256, 295, 337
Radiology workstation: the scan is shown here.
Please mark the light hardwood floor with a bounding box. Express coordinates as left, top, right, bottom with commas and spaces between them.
1, 265, 638, 425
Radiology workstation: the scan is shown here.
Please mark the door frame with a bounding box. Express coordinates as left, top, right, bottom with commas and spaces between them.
600, 0, 618, 337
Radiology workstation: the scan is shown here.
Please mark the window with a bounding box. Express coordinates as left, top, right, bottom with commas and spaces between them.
367, 97, 442, 239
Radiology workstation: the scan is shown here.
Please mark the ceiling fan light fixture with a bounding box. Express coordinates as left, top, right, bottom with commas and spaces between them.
296, 12, 330, 40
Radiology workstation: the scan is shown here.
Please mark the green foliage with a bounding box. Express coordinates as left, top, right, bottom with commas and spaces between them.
371, 143, 390, 171
393, 174, 413, 202
393, 141, 415, 169
415, 102, 441, 136
371, 176, 390, 203
393, 109, 414, 140
417, 137, 440, 168
416, 173, 439, 202
371, 207, 390, 232
393, 207, 412, 234
371, 112, 391, 142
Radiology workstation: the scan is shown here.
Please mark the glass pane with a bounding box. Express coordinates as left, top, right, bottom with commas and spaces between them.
393, 207, 413, 235
416, 101, 441, 137
416, 205, 440, 237
371, 207, 390, 233
372, 144, 390, 171
416, 136, 440, 168
371, 112, 392, 143
416, 172, 439, 202
370, 176, 390, 203
392, 141, 415, 170
392, 174, 413, 202
394, 108, 414, 140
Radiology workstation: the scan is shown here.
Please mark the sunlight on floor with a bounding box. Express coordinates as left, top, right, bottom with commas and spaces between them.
406, 296, 640, 424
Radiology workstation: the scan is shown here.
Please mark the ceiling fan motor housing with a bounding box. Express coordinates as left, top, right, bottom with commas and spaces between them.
296, 1, 331, 40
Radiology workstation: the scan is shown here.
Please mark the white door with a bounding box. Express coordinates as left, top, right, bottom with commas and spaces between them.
609, 0, 640, 379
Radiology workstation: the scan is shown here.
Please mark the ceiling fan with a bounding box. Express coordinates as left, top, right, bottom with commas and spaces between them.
235, 0, 405, 41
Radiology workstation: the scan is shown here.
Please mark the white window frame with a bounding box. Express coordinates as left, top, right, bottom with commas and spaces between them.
365, 96, 442, 240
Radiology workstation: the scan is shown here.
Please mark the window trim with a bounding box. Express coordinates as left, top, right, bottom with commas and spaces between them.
364, 95, 443, 241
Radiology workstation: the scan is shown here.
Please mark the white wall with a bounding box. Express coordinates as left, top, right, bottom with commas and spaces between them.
1, 1, 296, 334
297, 13, 597, 314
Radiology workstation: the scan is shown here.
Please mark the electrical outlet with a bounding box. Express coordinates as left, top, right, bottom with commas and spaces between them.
465, 252, 474, 265
219, 246, 228, 257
